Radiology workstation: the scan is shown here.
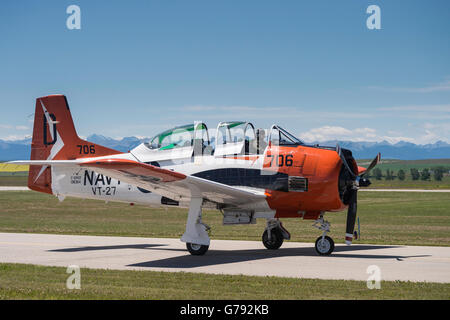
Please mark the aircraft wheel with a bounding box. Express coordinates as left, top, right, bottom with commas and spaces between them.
262, 228, 283, 250
186, 243, 209, 256
315, 236, 334, 256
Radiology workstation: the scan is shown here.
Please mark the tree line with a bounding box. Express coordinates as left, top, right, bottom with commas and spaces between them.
370, 166, 449, 181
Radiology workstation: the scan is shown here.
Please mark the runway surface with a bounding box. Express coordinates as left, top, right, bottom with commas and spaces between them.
0, 187, 29, 191
0, 232, 449, 283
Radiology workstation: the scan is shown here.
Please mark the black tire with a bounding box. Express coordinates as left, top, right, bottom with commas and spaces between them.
262, 228, 284, 250
315, 236, 335, 256
186, 242, 209, 256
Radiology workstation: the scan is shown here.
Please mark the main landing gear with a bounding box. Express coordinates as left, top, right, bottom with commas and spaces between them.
186, 242, 209, 256
181, 197, 211, 256
312, 214, 335, 255
262, 219, 291, 250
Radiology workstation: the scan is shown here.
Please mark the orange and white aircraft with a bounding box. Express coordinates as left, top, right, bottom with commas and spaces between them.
10, 95, 381, 256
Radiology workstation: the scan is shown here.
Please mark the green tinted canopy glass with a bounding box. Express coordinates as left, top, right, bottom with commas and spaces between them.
147, 123, 208, 150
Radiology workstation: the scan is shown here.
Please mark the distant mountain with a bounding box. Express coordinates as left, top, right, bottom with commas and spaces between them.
0, 138, 32, 162
0, 135, 148, 161
86, 134, 145, 152
1, 135, 450, 161
314, 140, 450, 160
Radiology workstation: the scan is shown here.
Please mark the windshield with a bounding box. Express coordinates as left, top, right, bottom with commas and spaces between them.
270, 126, 304, 146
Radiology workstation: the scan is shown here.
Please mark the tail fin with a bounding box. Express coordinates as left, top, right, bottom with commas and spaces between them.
28, 94, 122, 194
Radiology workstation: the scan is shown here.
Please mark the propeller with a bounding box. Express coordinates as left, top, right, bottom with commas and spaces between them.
336, 144, 381, 245
345, 188, 358, 245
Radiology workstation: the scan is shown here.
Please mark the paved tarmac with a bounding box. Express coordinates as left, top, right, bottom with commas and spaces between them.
0, 232, 449, 283
0, 187, 29, 191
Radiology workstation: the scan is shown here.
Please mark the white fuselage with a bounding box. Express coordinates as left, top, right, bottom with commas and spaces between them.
50, 142, 274, 214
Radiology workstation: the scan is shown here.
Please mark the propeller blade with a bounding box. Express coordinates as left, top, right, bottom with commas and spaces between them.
360, 153, 381, 177
336, 144, 357, 178
345, 189, 357, 245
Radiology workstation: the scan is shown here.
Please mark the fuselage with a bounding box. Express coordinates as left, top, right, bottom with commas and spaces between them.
50, 142, 349, 220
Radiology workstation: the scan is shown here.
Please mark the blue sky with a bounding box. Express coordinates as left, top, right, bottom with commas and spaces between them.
0, 0, 449, 144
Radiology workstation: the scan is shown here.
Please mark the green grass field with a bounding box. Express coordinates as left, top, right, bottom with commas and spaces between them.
0, 191, 449, 246
0, 163, 28, 187
368, 177, 450, 189
0, 263, 448, 300
0, 176, 28, 186
358, 159, 450, 189
357, 158, 450, 189
0, 164, 28, 186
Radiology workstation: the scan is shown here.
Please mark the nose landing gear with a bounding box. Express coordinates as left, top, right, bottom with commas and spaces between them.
315, 236, 335, 256
313, 214, 335, 255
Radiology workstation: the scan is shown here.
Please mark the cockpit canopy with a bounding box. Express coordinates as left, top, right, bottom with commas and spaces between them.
145, 122, 210, 151
215, 121, 255, 144
214, 121, 257, 156
137, 121, 303, 161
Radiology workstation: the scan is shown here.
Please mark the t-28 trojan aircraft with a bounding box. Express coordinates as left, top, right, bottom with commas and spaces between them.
10, 95, 381, 256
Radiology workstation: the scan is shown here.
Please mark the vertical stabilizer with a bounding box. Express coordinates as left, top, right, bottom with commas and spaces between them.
28, 95, 122, 194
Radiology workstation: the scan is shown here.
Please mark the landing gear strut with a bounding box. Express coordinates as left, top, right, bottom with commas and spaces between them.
181, 197, 210, 256
262, 219, 290, 250
313, 213, 335, 255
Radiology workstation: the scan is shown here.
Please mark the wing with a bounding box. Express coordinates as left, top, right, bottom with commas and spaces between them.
79, 159, 266, 206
